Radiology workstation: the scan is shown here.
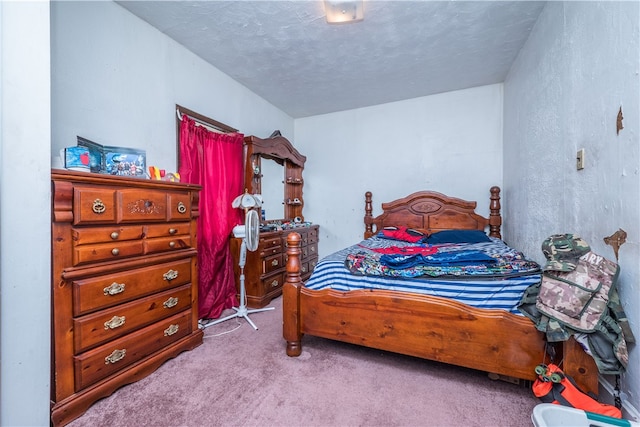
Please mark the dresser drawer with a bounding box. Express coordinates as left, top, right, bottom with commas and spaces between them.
301, 243, 318, 261
73, 240, 144, 266
73, 225, 144, 245
259, 244, 281, 257
261, 271, 284, 293
259, 235, 281, 251
74, 311, 192, 391
72, 258, 192, 316
262, 253, 283, 275
302, 257, 318, 281
144, 235, 192, 254
167, 192, 192, 221
307, 227, 318, 244
145, 223, 191, 239
300, 230, 310, 246
300, 260, 311, 276
74, 285, 192, 353
73, 186, 117, 225
118, 189, 168, 222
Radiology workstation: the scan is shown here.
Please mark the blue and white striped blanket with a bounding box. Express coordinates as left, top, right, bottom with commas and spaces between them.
304, 236, 541, 315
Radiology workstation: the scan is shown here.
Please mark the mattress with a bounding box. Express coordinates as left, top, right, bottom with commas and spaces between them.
304, 236, 542, 315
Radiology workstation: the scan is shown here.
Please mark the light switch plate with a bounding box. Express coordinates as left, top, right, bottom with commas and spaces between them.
577, 149, 585, 170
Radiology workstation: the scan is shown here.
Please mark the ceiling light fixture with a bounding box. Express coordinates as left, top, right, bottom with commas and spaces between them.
324, 0, 364, 24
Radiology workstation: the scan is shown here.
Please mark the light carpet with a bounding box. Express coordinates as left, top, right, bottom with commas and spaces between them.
68, 296, 539, 427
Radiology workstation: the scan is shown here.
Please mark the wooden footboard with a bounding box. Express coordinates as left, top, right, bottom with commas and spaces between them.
283, 232, 599, 396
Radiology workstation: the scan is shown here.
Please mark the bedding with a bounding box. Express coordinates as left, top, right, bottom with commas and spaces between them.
426, 229, 492, 244
305, 235, 541, 314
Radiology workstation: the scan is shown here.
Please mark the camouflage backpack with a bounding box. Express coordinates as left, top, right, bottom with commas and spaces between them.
518, 234, 634, 375
536, 250, 619, 332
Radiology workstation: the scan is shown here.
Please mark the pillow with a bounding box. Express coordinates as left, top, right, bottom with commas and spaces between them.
377, 226, 428, 243
426, 229, 491, 244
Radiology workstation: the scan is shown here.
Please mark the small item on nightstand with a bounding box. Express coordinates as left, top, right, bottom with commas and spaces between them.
148, 167, 179, 182
162, 172, 180, 182
148, 166, 161, 180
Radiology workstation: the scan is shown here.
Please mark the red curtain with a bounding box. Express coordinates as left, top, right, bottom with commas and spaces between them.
178, 115, 244, 319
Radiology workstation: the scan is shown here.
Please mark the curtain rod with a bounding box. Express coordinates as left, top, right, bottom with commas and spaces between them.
176, 108, 227, 134
175, 105, 238, 134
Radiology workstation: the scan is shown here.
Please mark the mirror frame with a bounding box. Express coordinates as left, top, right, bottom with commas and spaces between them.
243, 135, 306, 222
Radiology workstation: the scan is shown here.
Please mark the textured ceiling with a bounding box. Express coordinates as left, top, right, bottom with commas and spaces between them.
116, 1, 546, 118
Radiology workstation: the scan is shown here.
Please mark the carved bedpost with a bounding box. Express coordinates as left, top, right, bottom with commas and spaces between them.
283, 232, 303, 357
489, 186, 502, 239
364, 191, 374, 239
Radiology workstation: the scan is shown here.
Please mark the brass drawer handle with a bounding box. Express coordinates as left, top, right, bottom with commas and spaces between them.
110, 231, 119, 240
270, 279, 279, 288
103, 282, 125, 296
301, 266, 307, 273
177, 202, 187, 214
92, 199, 106, 214
164, 324, 179, 336
169, 228, 177, 235
104, 315, 126, 330
111, 248, 120, 256
271, 259, 279, 267
310, 246, 316, 253
105, 349, 126, 364
163, 297, 179, 309
169, 241, 176, 248
163, 269, 178, 281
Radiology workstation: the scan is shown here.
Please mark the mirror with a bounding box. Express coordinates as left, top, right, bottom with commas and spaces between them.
243, 134, 307, 223
259, 158, 285, 220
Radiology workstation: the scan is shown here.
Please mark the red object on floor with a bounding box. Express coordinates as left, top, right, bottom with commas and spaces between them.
532, 363, 622, 419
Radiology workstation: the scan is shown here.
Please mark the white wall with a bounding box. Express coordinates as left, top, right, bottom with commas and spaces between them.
503, 1, 639, 416
0, 1, 52, 426
295, 84, 504, 257
51, 1, 294, 170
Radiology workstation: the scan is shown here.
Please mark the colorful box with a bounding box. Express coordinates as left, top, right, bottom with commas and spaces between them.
76, 136, 146, 177
104, 149, 146, 177
76, 136, 105, 173
63, 146, 91, 171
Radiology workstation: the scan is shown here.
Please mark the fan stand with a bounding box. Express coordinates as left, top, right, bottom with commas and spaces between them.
204, 238, 275, 331
202, 234, 274, 331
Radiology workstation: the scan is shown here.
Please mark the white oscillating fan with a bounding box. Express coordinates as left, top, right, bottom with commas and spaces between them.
203, 191, 274, 330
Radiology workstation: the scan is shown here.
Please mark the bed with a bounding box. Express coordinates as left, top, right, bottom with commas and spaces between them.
282, 187, 599, 395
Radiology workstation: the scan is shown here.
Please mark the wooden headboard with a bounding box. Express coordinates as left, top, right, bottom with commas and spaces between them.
364, 186, 502, 239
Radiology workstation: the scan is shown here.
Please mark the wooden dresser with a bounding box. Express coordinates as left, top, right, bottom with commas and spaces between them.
50, 170, 203, 426
231, 224, 319, 308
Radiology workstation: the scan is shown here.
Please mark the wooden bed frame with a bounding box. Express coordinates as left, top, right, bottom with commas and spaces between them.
282, 187, 599, 395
